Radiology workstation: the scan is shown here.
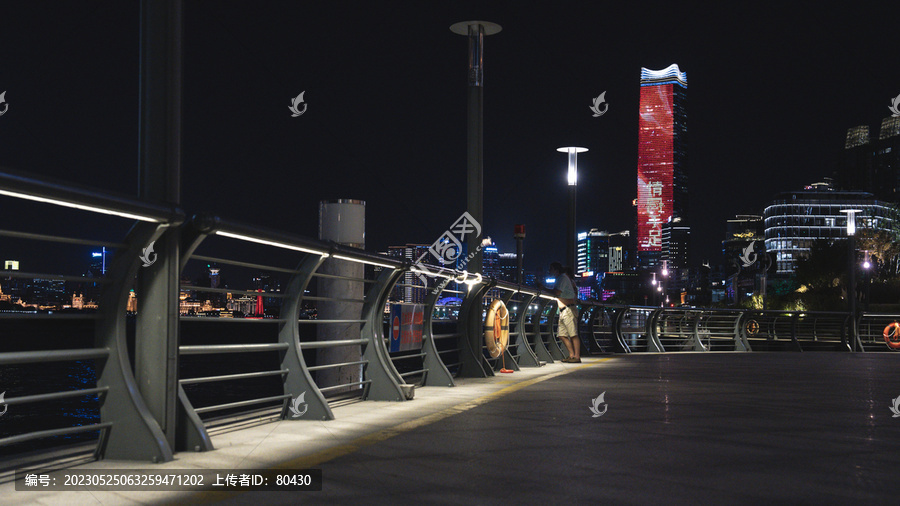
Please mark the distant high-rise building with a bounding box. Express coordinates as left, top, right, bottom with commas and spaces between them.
661, 219, 690, 270
723, 215, 764, 265
661, 219, 691, 296
2, 260, 22, 302
386, 244, 433, 303
498, 253, 519, 282
837, 117, 900, 202
608, 232, 630, 272
482, 241, 500, 279
577, 230, 608, 275
722, 215, 765, 305
208, 265, 220, 289
576, 229, 632, 275
637, 63, 688, 268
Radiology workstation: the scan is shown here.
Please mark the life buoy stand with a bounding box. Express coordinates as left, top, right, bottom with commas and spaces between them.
883, 322, 900, 350
484, 299, 510, 359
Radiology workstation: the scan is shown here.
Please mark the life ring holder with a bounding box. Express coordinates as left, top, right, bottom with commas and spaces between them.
484, 299, 510, 359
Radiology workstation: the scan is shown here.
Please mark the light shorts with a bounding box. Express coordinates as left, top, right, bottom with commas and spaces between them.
557, 305, 578, 337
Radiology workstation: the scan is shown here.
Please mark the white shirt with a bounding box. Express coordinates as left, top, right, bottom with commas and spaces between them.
554, 274, 577, 301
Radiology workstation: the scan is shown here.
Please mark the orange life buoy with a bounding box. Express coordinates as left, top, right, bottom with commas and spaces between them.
883, 322, 900, 350
484, 299, 510, 358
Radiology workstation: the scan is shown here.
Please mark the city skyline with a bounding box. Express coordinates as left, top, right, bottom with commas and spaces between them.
0, 2, 898, 274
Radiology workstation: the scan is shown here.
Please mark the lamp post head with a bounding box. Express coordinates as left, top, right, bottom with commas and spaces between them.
450, 21, 501, 87
557, 147, 588, 186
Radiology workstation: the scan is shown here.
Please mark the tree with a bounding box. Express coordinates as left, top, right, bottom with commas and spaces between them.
791, 240, 847, 311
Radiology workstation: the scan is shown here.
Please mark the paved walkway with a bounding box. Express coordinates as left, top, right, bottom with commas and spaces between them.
6, 353, 900, 504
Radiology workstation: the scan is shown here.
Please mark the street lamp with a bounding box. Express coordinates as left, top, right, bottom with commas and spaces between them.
557, 146, 588, 272
840, 209, 862, 351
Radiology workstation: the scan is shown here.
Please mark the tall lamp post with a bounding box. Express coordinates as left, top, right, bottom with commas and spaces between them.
451, 20, 501, 276
862, 250, 872, 312
661, 259, 669, 306
840, 209, 861, 351
557, 147, 588, 272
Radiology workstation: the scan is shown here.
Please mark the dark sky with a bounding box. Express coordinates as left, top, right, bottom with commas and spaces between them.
1, 1, 898, 276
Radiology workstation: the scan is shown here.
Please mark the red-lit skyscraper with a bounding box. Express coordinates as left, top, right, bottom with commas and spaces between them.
637, 64, 688, 269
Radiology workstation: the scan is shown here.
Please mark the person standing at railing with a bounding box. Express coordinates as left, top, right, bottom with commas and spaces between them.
546, 262, 581, 363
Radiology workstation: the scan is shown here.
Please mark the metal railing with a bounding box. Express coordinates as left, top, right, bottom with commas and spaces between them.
2, 169, 897, 470
0, 169, 182, 465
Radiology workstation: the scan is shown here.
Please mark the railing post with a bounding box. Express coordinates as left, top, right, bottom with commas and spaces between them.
612, 307, 631, 353
495, 290, 520, 372
582, 305, 599, 354
457, 280, 492, 377
646, 308, 665, 352
512, 292, 541, 367
531, 298, 556, 362
280, 253, 334, 420
734, 311, 751, 351
173, 216, 215, 451
96, 223, 174, 462
360, 267, 408, 400
421, 280, 455, 387
546, 305, 568, 361
691, 311, 707, 351
791, 313, 803, 351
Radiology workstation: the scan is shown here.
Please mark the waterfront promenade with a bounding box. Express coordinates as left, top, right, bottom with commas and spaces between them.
4, 352, 900, 505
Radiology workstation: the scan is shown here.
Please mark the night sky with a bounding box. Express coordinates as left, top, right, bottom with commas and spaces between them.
1, 1, 898, 276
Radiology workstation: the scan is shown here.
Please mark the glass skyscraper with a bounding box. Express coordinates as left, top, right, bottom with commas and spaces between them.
637, 64, 688, 269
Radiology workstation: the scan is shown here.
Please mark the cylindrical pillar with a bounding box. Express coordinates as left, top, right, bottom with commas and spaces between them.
451, 21, 501, 276
848, 233, 857, 350
317, 199, 365, 391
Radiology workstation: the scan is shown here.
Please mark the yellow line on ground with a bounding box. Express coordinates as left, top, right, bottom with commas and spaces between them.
186, 359, 610, 503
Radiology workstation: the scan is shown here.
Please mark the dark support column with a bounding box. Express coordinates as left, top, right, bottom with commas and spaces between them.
451, 21, 500, 276
467, 80, 483, 275
568, 185, 576, 271
135, 0, 182, 450
848, 234, 858, 351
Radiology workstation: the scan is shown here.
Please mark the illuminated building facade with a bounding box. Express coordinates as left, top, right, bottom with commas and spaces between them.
387, 244, 432, 303
637, 64, 688, 268
764, 185, 897, 274
577, 229, 631, 275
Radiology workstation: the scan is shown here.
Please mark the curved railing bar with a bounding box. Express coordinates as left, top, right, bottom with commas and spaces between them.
421, 277, 456, 387
457, 279, 494, 378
